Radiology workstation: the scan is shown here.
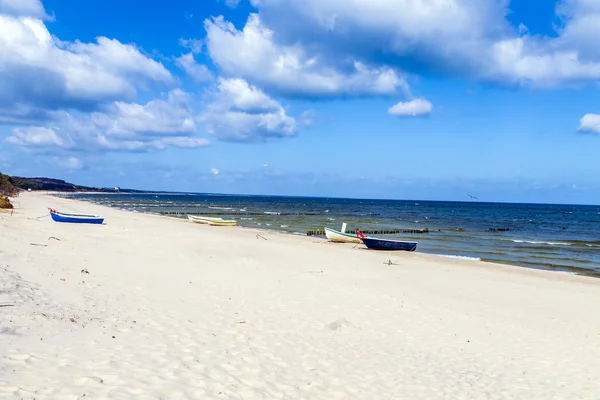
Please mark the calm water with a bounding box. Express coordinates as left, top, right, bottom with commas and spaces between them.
64, 193, 600, 277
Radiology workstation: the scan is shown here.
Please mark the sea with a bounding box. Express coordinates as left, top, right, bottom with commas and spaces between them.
63, 192, 600, 277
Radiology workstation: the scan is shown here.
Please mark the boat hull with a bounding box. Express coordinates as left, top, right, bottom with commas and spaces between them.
207, 220, 237, 226
188, 215, 212, 224
324, 227, 362, 243
50, 211, 104, 224
188, 215, 236, 226
361, 237, 417, 251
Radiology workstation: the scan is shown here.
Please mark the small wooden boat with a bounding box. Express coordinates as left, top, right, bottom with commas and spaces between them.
324, 227, 362, 243
357, 231, 417, 251
361, 237, 417, 251
48, 208, 104, 224
188, 215, 237, 226
187, 215, 223, 224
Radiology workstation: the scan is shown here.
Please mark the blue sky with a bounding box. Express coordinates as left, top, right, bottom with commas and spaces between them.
1, 0, 600, 204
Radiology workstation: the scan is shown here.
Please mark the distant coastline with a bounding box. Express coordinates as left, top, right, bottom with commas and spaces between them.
5, 175, 153, 194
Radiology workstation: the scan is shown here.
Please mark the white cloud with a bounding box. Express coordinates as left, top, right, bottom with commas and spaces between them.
518, 23, 529, 36
578, 113, 600, 134
0, 14, 172, 124
204, 14, 407, 98
178, 38, 204, 54
5, 90, 210, 151
55, 156, 83, 170
0, 0, 46, 18
92, 89, 197, 138
298, 109, 318, 126
487, 37, 600, 87
199, 78, 297, 142
239, 0, 600, 88
5, 126, 72, 147
160, 137, 210, 148
224, 0, 241, 7
175, 53, 213, 82
218, 77, 280, 113
388, 98, 433, 117
211, 167, 220, 175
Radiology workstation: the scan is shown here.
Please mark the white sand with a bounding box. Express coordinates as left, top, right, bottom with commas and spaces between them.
1, 192, 600, 399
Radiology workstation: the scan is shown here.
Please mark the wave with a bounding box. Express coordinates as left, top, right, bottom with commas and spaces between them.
264, 211, 281, 215
512, 240, 571, 246
209, 206, 235, 210
438, 254, 482, 261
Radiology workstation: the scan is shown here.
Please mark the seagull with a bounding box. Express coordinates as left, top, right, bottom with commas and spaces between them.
467, 194, 478, 199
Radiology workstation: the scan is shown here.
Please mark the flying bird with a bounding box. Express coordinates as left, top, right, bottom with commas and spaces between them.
467, 194, 478, 199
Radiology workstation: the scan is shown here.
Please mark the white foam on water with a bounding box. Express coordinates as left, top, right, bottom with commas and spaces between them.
512, 240, 571, 246
439, 255, 482, 261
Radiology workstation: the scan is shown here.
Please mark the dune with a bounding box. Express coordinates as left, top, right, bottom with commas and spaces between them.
1, 191, 599, 399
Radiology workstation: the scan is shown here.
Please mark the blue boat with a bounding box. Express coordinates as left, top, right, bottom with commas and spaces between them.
360, 236, 417, 252
49, 208, 104, 224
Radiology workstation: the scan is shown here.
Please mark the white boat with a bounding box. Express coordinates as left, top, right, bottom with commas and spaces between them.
188, 215, 237, 226
207, 219, 237, 226
188, 215, 220, 224
324, 227, 362, 243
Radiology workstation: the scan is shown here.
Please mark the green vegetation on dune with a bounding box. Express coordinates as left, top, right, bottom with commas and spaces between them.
0, 172, 18, 209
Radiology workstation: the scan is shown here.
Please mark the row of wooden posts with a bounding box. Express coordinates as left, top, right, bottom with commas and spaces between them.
306, 228, 430, 236
159, 211, 320, 216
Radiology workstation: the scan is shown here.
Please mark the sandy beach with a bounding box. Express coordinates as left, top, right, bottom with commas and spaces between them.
1, 192, 600, 399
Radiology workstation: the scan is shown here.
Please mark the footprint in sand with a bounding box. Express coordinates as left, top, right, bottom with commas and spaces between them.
326, 319, 358, 331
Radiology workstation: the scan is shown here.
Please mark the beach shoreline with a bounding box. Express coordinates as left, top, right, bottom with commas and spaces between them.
59, 190, 600, 279
2, 191, 600, 399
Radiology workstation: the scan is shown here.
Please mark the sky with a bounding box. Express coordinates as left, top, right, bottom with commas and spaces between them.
1, 0, 600, 204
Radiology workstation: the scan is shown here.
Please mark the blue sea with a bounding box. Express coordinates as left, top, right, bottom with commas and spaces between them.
65, 193, 600, 277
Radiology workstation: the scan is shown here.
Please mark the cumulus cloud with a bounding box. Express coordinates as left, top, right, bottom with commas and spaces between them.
0, 13, 172, 124
5, 90, 210, 151
175, 53, 213, 82
199, 78, 297, 143
388, 98, 433, 117
578, 114, 600, 134
235, 0, 600, 88
0, 0, 46, 18
5, 127, 72, 147
205, 14, 407, 98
